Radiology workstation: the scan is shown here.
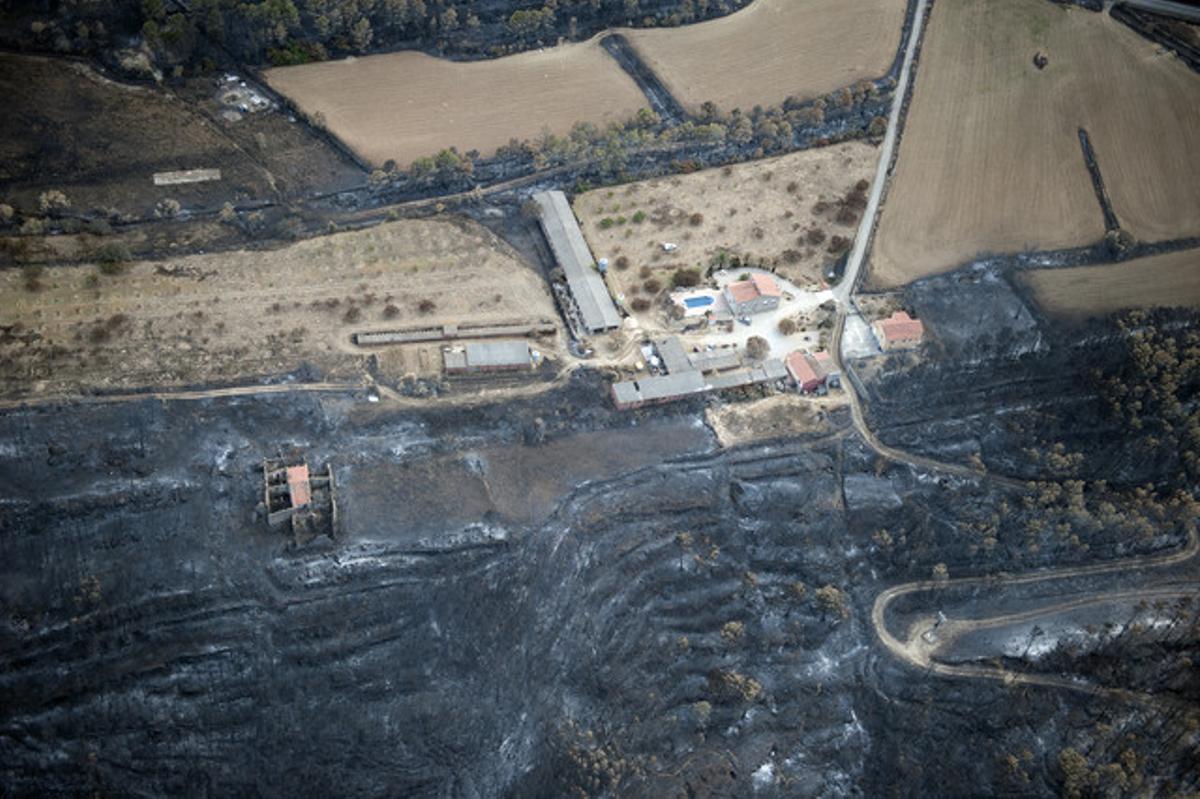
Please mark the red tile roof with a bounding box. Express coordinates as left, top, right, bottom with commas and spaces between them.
876, 311, 924, 345
786, 351, 825, 390
751, 273, 782, 297
286, 465, 311, 507
726, 280, 759, 304
726, 274, 782, 304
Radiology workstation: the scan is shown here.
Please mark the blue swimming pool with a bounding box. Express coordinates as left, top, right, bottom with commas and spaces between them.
684, 296, 714, 309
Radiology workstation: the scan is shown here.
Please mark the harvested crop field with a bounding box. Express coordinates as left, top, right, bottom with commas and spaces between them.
625, 0, 906, 114
575, 141, 877, 294
264, 42, 645, 167
871, 0, 1200, 288
1020, 248, 1200, 318
0, 218, 558, 400
0, 54, 275, 218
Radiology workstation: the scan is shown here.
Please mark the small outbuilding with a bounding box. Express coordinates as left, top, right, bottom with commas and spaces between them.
872, 311, 925, 351
786, 351, 827, 393
723, 274, 782, 317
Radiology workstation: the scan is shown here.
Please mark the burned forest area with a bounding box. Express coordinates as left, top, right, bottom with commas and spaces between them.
3, 0, 1200, 796
2, 292, 1199, 797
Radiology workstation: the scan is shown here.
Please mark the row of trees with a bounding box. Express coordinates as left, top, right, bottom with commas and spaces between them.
383, 80, 889, 196
135, 0, 752, 66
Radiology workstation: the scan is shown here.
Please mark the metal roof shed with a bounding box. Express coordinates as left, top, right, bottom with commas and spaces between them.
533, 190, 622, 334
465, 340, 531, 369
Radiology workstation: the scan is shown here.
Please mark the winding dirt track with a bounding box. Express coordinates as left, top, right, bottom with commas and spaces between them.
870, 538, 1198, 703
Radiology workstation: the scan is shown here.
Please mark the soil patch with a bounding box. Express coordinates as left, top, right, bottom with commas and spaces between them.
625, 0, 907, 113
263, 40, 646, 167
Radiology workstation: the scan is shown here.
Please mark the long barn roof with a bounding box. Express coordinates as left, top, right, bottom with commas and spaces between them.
533, 190, 622, 333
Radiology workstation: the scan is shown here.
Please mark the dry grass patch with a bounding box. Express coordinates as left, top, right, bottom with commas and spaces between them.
872, 0, 1200, 288
575, 141, 876, 300
0, 218, 557, 399
1020, 249, 1200, 318
625, 0, 905, 114
708, 394, 841, 448
264, 41, 645, 167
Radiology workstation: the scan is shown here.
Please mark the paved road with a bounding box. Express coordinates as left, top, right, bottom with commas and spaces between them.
834, 0, 930, 306
1120, 0, 1200, 23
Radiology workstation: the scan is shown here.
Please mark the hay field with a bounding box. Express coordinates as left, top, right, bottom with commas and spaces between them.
0, 218, 557, 399
575, 140, 877, 295
264, 42, 645, 167
1020, 249, 1200, 318
625, 0, 906, 113
872, 0, 1200, 287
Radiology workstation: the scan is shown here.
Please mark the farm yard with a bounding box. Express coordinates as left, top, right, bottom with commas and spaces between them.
0, 218, 559, 400
624, 0, 906, 114
264, 41, 646, 167
871, 0, 1200, 288
0, 54, 275, 218
573, 140, 877, 299
1019, 249, 1200, 318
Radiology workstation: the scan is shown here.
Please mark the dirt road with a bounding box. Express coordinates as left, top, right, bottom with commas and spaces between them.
834, 0, 930, 305
871, 532, 1198, 703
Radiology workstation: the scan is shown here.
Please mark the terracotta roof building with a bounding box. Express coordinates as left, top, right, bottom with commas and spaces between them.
786, 351, 827, 393
286, 465, 312, 507
723, 273, 782, 316
872, 311, 925, 351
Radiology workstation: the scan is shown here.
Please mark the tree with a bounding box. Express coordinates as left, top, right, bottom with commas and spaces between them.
815, 585, 849, 618
672, 268, 701, 288
38, 190, 70, 214
155, 198, 181, 218
745, 335, 769, 361
777, 317, 797, 336
351, 17, 373, 50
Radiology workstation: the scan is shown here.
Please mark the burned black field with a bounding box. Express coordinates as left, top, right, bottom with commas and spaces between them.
2, 282, 1198, 797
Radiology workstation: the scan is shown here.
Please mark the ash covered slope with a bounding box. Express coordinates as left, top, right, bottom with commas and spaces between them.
1, 308, 1198, 796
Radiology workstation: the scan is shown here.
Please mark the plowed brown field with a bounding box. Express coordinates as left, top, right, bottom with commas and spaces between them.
1021, 249, 1200, 318
871, 0, 1200, 288
625, 0, 906, 113
264, 42, 645, 167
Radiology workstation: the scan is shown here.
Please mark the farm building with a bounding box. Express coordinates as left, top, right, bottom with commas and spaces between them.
812, 350, 840, 386
262, 454, 338, 544
532, 190, 622, 334
786, 351, 831, 393
652, 337, 741, 375
611, 357, 787, 410
723, 274, 782, 316
612, 370, 707, 410
443, 340, 533, 374
873, 311, 925, 351
704, 358, 787, 390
